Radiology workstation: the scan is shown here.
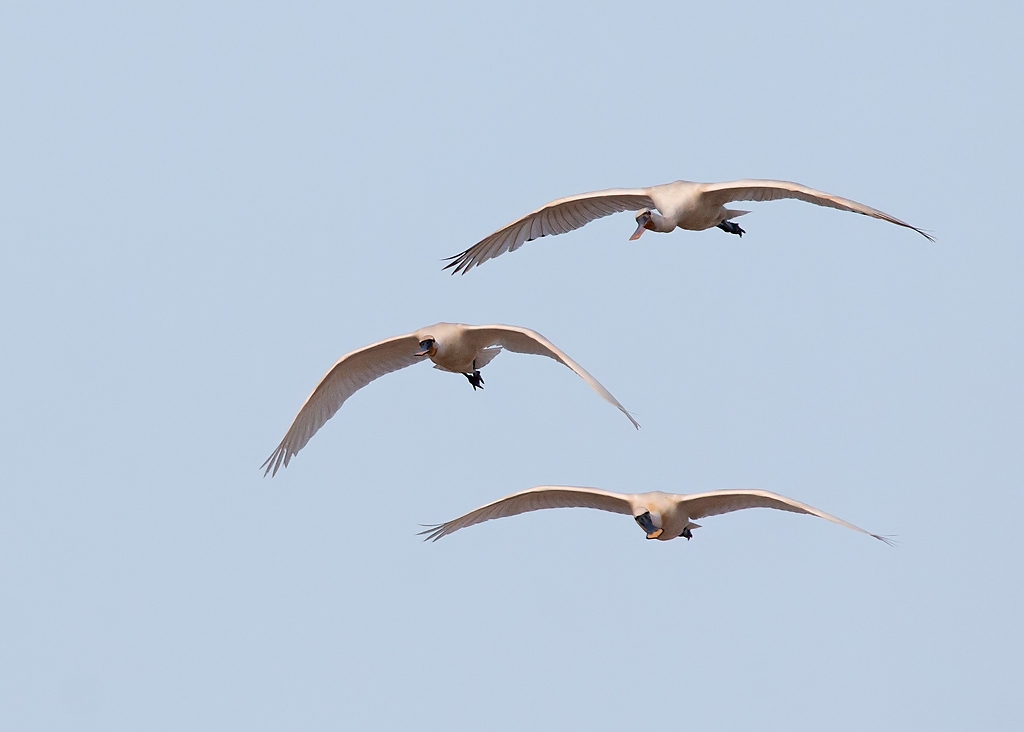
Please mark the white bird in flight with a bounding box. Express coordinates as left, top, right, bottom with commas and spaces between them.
262, 323, 638, 476
421, 484, 893, 545
444, 178, 933, 273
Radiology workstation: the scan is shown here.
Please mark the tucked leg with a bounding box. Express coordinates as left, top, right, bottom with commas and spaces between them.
463, 361, 485, 390
717, 220, 745, 237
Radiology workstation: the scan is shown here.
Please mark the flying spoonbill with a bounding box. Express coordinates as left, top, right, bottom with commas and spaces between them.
421, 485, 893, 545
262, 323, 638, 476
445, 178, 933, 273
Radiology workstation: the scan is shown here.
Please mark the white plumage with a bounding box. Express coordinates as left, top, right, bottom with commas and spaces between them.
421, 485, 893, 545
262, 323, 638, 476
445, 178, 933, 273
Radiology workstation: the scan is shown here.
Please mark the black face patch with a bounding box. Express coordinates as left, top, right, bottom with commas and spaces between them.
634, 511, 655, 534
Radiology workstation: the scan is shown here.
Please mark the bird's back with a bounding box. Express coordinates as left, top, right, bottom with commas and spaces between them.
647, 180, 705, 224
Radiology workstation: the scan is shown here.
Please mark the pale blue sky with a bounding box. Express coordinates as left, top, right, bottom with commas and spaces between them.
1, 1, 1022, 729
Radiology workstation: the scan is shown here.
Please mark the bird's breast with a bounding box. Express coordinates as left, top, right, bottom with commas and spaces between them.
649, 182, 721, 231
430, 342, 481, 373
674, 206, 728, 232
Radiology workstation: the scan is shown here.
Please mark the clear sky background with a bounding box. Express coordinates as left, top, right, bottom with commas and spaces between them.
1, 1, 1022, 729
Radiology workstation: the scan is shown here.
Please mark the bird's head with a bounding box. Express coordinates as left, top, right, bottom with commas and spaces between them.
415, 337, 437, 357
634, 509, 664, 540
630, 209, 654, 241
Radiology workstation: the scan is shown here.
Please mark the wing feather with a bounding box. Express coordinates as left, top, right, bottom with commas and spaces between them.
420, 485, 635, 541
444, 188, 654, 273
700, 179, 933, 240
462, 324, 640, 429
261, 333, 422, 476
676, 489, 893, 544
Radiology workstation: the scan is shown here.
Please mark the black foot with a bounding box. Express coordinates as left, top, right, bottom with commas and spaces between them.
681, 527, 692, 540
464, 370, 484, 390
717, 220, 745, 237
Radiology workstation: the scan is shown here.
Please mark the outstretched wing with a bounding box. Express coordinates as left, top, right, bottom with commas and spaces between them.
699, 179, 933, 240
463, 324, 640, 429
421, 485, 635, 541
445, 188, 655, 274
676, 489, 893, 544
262, 333, 422, 476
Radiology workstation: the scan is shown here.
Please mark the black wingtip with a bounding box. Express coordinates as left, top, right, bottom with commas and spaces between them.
441, 251, 472, 275
260, 446, 289, 478
259, 457, 275, 478
417, 524, 446, 542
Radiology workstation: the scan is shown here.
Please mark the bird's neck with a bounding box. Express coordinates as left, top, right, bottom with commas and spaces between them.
649, 210, 675, 233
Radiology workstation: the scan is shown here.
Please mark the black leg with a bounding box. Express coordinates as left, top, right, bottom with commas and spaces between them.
463, 370, 484, 390
681, 527, 692, 540
717, 220, 745, 237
